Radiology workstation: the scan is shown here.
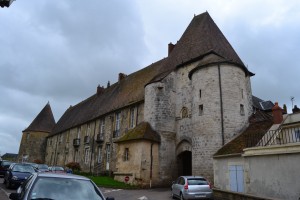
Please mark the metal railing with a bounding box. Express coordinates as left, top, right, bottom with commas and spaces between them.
246, 127, 300, 147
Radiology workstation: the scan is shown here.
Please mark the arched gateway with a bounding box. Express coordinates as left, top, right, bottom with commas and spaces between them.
176, 140, 192, 176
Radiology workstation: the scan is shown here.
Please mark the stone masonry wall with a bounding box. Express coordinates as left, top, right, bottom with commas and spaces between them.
18, 131, 49, 163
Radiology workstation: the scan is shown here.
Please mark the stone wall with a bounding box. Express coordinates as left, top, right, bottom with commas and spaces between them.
45, 102, 144, 174
18, 131, 49, 163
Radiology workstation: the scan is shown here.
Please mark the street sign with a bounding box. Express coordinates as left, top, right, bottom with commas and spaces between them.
124, 176, 129, 182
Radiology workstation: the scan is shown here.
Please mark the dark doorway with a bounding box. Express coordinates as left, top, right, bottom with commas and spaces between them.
177, 151, 192, 176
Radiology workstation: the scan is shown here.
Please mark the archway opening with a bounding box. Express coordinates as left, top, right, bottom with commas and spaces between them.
177, 151, 192, 176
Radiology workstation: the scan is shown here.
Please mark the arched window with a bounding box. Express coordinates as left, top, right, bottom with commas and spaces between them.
181, 107, 189, 118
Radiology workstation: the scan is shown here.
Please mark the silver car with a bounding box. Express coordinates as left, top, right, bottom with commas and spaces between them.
9, 172, 114, 200
171, 176, 213, 200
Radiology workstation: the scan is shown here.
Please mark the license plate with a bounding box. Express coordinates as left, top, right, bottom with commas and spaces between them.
195, 195, 206, 198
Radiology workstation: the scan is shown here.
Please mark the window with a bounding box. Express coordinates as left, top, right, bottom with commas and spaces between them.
199, 89, 202, 99
129, 107, 135, 128
124, 148, 129, 161
97, 146, 102, 163
240, 104, 245, 116
181, 107, 188, 118
115, 112, 121, 131
229, 165, 244, 192
100, 119, 105, 134
199, 105, 203, 116
241, 89, 244, 99
77, 127, 81, 138
26, 133, 30, 141
84, 148, 90, 164
106, 144, 111, 170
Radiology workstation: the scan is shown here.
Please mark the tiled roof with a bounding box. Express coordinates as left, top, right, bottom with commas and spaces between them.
214, 110, 273, 156
114, 122, 161, 143
150, 12, 252, 84
51, 59, 167, 135
23, 103, 56, 133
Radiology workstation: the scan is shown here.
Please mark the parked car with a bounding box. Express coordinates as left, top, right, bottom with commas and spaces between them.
3, 163, 36, 189
0, 160, 13, 176
48, 166, 65, 173
36, 164, 49, 172
9, 173, 115, 200
171, 176, 213, 200
24, 162, 38, 170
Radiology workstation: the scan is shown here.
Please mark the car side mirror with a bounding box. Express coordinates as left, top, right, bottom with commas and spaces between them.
106, 197, 115, 200
9, 193, 20, 200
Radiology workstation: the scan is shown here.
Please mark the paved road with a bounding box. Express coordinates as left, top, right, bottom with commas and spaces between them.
0, 177, 172, 200
101, 187, 172, 200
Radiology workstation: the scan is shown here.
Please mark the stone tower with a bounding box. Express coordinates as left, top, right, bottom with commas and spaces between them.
144, 12, 253, 183
18, 102, 56, 163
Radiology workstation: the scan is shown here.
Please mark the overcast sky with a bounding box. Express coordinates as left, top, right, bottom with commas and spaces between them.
0, 0, 299, 156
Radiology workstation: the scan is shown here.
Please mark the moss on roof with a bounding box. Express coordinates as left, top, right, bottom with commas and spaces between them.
115, 122, 160, 143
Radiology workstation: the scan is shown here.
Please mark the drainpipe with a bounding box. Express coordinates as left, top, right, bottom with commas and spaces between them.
89, 121, 97, 173
218, 65, 225, 146
150, 143, 153, 188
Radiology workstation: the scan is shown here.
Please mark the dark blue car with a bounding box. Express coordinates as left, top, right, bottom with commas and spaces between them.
3, 163, 35, 188
0, 160, 13, 176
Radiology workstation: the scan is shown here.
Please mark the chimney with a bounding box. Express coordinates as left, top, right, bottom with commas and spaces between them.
107, 81, 110, 88
292, 105, 300, 114
272, 102, 283, 124
168, 42, 175, 56
118, 73, 127, 82
97, 85, 104, 95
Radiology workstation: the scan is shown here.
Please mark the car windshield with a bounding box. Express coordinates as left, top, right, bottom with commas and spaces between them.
12, 164, 35, 173
38, 164, 48, 169
52, 166, 64, 171
29, 177, 104, 200
187, 178, 208, 185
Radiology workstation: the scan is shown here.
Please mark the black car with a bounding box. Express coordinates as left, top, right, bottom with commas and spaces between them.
3, 163, 35, 188
0, 160, 13, 176
9, 172, 115, 200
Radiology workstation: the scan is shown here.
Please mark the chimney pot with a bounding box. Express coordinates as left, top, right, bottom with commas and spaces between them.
272, 102, 283, 124
97, 85, 105, 95
118, 73, 127, 82
168, 42, 175, 56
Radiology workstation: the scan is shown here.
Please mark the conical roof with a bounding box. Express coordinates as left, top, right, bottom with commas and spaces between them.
150, 12, 253, 84
23, 103, 56, 133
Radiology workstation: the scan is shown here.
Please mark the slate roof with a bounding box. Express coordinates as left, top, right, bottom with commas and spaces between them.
23, 103, 56, 133
51, 12, 252, 136
214, 110, 273, 156
114, 122, 161, 143
252, 95, 274, 111
150, 12, 253, 84
51, 59, 167, 135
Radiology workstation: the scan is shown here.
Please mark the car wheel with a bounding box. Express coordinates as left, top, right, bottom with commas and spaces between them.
180, 193, 185, 200
171, 190, 176, 199
5, 180, 11, 189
